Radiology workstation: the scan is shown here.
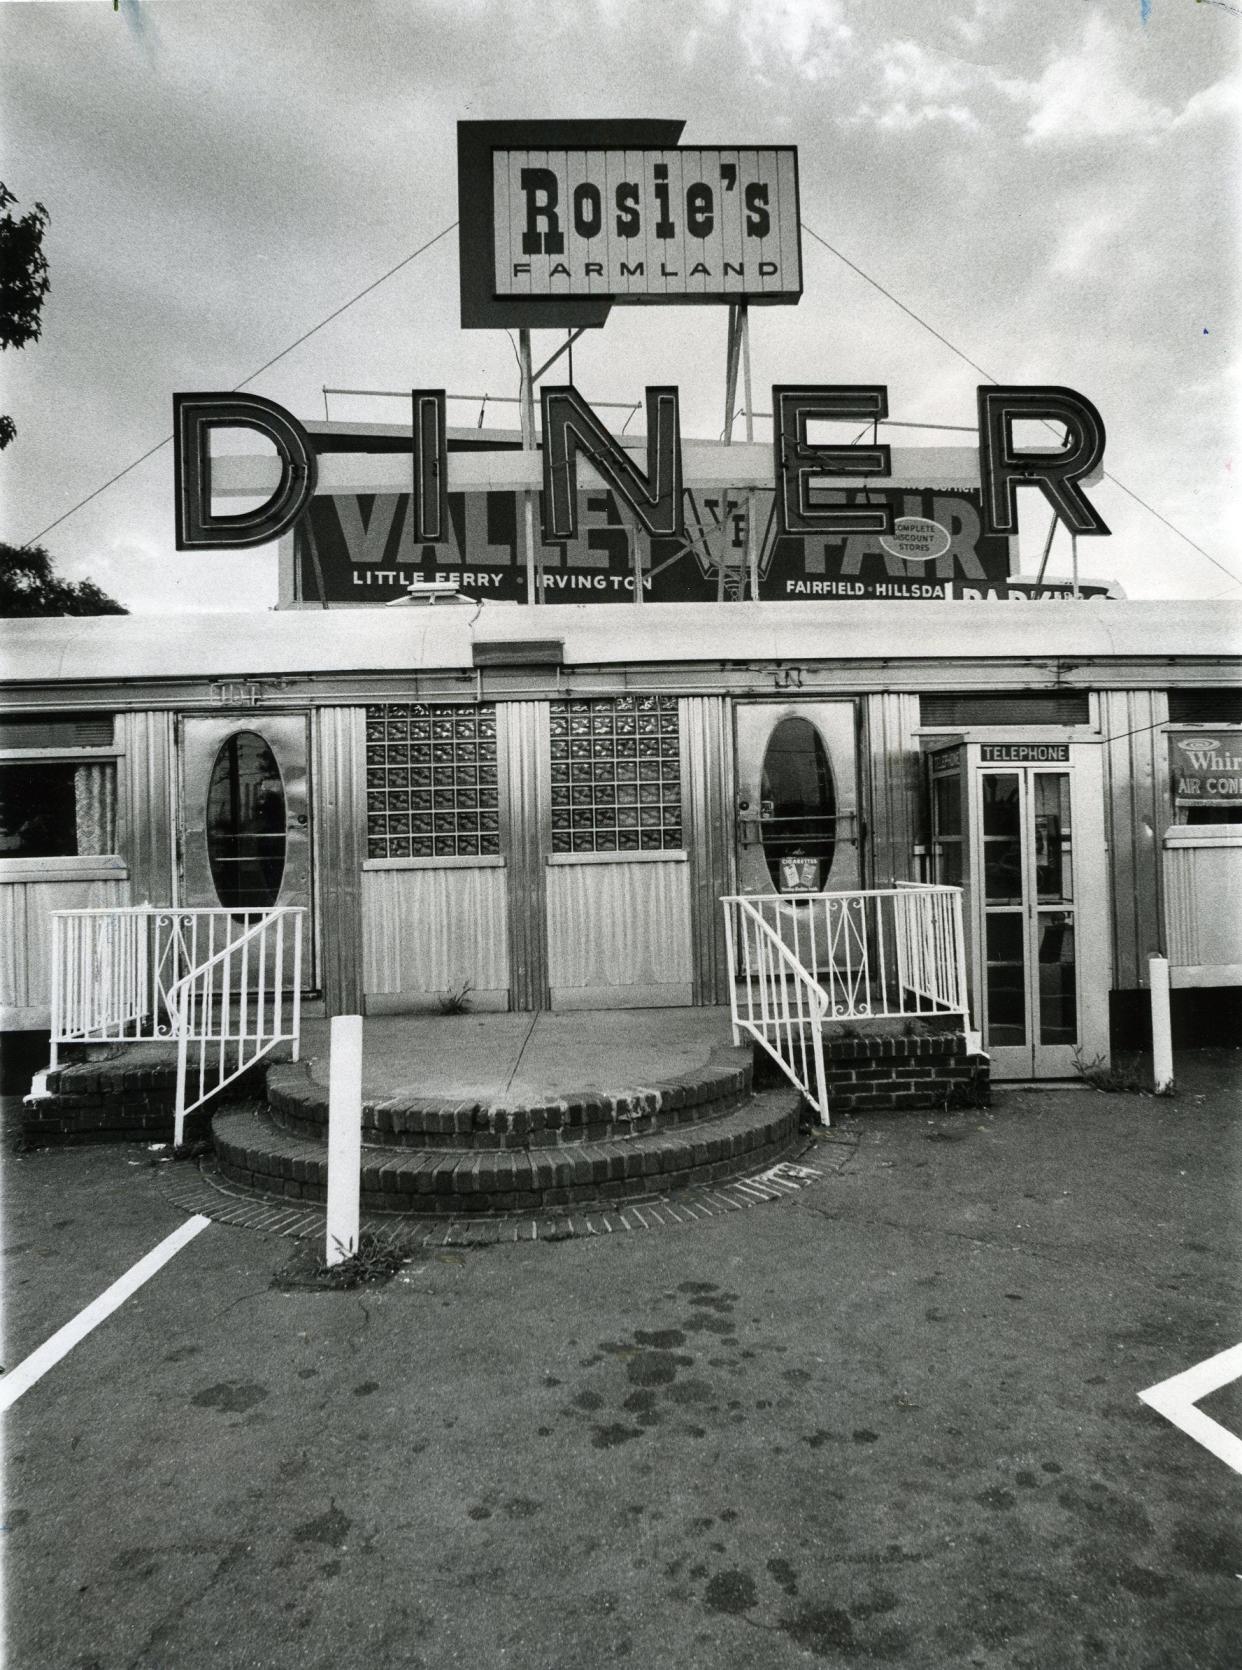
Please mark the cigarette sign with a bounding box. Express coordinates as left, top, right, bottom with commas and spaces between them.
491, 147, 801, 304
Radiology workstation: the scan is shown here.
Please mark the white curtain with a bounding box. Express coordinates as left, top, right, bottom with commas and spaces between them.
74, 763, 117, 855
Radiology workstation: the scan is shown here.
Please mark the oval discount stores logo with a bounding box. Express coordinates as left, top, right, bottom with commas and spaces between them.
879, 517, 952, 563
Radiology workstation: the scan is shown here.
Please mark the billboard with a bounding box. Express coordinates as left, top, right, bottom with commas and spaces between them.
290, 483, 1114, 605
492, 147, 801, 304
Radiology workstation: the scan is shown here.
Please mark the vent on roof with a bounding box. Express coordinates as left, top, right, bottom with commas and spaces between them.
919, 692, 1090, 728
1167, 689, 1242, 725
0, 713, 115, 750
472, 640, 564, 668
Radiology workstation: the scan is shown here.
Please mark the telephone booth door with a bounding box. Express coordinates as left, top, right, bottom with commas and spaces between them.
930, 741, 1109, 1079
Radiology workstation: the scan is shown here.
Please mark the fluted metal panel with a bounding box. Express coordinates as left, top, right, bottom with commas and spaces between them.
0, 876, 130, 1016
1163, 841, 1242, 972
682, 696, 734, 1004
1101, 690, 1169, 988
546, 859, 692, 991
362, 866, 510, 994
313, 705, 367, 1013
864, 692, 922, 888
499, 700, 549, 1010
1163, 847, 1201, 967
117, 710, 174, 905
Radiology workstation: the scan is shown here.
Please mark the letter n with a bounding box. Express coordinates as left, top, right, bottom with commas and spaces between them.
540, 386, 683, 542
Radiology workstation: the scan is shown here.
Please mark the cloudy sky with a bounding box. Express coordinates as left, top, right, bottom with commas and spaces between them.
1, 0, 1238, 611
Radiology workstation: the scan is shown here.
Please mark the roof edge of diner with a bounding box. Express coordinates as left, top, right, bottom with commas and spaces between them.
1, 599, 1239, 687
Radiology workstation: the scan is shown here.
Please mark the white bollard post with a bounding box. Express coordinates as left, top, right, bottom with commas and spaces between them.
1149, 955, 1174, 1095
325, 1014, 363, 1267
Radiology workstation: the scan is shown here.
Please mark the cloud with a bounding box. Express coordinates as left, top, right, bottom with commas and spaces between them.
1170, 71, 1242, 132
845, 36, 993, 133
705, 0, 853, 83
1011, 12, 1240, 146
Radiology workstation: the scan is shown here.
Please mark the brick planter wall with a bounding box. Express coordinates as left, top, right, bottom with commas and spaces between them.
823, 1033, 990, 1114
22, 1056, 267, 1146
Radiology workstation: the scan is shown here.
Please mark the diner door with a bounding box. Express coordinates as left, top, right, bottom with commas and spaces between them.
733, 702, 860, 971
973, 753, 1107, 1078
177, 714, 313, 988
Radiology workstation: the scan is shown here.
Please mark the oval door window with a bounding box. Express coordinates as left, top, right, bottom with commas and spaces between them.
760, 718, 837, 890
205, 732, 287, 909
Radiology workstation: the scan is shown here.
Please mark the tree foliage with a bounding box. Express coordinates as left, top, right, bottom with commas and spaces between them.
0, 541, 126, 617
0, 182, 51, 450
0, 183, 126, 613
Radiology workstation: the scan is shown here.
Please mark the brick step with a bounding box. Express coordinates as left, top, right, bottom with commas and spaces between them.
212, 1089, 804, 1215
264, 1046, 753, 1151
22, 1044, 278, 1145
747, 1028, 990, 1114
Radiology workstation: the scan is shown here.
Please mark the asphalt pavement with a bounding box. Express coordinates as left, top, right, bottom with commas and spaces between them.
3, 1048, 1240, 1669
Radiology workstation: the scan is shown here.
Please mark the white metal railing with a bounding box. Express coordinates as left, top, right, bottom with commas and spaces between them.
168, 908, 303, 1145
722, 884, 973, 1124
48, 906, 304, 1144
891, 883, 971, 1023
722, 895, 830, 1123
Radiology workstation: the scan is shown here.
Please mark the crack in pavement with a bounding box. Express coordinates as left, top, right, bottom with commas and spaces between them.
125, 1540, 250, 1670
202, 1287, 273, 1327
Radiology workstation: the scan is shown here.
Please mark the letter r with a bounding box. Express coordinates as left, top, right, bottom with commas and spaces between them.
520, 167, 564, 255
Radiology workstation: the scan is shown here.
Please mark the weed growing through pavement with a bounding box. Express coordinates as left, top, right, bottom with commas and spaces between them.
314, 1234, 405, 1289
437, 981, 474, 1016
170, 1137, 213, 1162
271, 1233, 407, 1292
1072, 1050, 1174, 1097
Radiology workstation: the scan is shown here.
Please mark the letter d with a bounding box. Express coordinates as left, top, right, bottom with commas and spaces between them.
174, 393, 317, 549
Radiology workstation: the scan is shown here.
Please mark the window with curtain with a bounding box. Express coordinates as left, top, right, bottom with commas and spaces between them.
0, 761, 117, 858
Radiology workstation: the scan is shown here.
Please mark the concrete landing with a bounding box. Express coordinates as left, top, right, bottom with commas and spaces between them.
297, 1008, 740, 1103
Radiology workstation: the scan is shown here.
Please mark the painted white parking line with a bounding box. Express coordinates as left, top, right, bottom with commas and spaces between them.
1138, 1341, 1242, 1476
0, 1215, 212, 1413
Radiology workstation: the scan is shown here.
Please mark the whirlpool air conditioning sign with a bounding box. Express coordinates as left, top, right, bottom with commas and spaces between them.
1169, 734, 1242, 808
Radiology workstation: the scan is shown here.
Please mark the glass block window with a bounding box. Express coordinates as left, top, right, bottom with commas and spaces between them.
365, 704, 500, 859
549, 695, 682, 854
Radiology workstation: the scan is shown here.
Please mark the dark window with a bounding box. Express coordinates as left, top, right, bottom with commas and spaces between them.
0, 761, 117, 858
365, 703, 500, 859
1183, 805, 1242, 825
920, 692, 1089, 727
549, 696, 681, 854
0, 713, 114, 749
1167, 689, 1242, 725
206, 733, 286, 908
759, 717, 837, 890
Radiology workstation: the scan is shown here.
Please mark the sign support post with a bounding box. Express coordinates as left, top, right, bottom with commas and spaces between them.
740, 301, 759, 601
518, 328, 539, 605
721, 305, 743, 602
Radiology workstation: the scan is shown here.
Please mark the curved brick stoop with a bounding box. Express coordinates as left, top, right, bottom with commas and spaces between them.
264, 1045, 754, 1148
213, 1062, 807, 1215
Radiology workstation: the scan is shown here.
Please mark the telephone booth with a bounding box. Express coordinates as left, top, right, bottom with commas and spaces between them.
927, 739, 1110, 1079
